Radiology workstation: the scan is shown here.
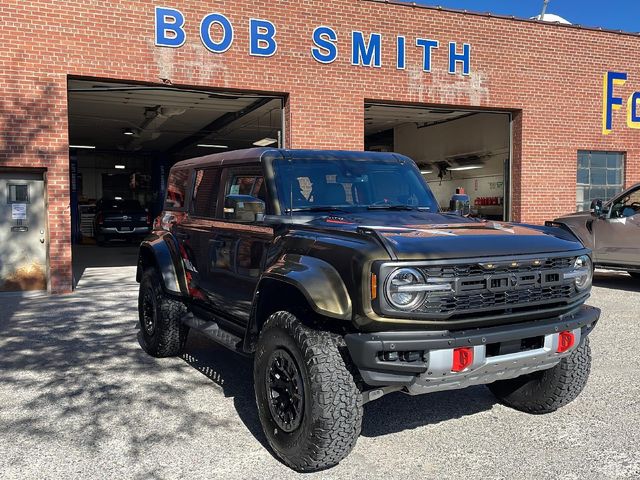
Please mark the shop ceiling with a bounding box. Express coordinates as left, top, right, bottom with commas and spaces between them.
364, 104, 473, 136
67, 79, 282, 157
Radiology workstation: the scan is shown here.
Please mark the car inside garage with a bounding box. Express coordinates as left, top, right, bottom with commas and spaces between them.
67, 79, 284, 285
364, 103, 511, 220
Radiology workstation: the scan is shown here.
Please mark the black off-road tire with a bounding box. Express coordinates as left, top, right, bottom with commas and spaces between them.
138, 268, 188, 357
629, 271, 640, 280
254, 311, 363, 472
487, 337, 591, 414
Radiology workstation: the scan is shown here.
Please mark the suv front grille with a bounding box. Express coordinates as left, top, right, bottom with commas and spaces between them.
381, 255, 582, 320
421, 283, 575, 316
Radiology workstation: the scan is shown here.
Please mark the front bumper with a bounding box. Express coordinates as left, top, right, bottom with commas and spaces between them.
344, 305, 600, 395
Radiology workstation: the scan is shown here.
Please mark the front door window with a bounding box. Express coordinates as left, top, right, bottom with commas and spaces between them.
609, 187, 640, 219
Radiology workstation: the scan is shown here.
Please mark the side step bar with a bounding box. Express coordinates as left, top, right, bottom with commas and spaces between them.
181, 312, 243, 351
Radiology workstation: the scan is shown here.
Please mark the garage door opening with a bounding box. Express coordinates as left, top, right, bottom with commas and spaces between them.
68, 79, 284, 286
364, 103, 511, 221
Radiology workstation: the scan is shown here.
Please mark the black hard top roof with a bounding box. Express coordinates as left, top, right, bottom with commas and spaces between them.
170, 148, 411, 170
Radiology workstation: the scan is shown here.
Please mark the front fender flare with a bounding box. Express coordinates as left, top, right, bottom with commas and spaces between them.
260, 254, 352, 320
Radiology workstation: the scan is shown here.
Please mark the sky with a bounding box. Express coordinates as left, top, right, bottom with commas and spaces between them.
411, 0, 640, 33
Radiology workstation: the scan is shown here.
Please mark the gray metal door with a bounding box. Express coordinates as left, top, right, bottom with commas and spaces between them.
0, 172, 47, 291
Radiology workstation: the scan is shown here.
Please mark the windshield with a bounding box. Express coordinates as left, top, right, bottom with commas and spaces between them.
272, 156, 439, 213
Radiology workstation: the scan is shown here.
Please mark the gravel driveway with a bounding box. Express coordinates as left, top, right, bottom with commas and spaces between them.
0, 268, 638, 479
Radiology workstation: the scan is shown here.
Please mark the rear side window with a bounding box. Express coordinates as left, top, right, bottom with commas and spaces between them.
164, 169, 189, 210
191, 168, 221, 217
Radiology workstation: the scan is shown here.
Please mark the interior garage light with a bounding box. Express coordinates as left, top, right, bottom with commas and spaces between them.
253, 137, 278, 147
447, 165, 484, 171
420, 169, 433, 174
123, 128, 135, 136
197, 144, 228, 148
114, 165, 126, 169
69, 145, 96, 149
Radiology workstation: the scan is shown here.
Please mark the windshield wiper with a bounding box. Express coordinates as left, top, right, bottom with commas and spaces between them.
285, 206, 350, 213
367, 204, 430, 211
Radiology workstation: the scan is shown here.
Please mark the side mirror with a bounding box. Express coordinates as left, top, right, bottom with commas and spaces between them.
590, 199, 603, 217
449, 193, 471, 217
224, 194, 265, 222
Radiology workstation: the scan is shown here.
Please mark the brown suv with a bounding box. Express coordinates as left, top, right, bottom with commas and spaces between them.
547, 183, 640, 279
137, 148, 600, 471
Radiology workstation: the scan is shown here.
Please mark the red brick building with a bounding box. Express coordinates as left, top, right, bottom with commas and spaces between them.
1, 0, 639, 293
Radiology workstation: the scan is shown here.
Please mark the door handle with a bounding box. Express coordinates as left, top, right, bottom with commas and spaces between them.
175, 231, 190, 240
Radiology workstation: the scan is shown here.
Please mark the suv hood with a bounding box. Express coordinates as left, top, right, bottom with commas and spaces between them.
304, 211, 585, 260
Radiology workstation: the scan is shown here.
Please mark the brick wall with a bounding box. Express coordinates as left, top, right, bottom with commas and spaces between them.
1, 0, 639, 292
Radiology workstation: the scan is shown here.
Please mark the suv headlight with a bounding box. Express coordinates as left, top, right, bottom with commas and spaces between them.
563, 255, 593, 291
384, 268, 427, 310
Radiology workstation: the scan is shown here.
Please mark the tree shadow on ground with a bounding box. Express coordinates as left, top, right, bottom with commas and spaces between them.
0, 288, 235, 460
0, 280, 498, 464
178, 335, 269, 448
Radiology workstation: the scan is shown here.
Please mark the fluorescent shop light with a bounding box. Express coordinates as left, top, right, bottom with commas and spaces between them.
197, 144, 228, 148
447, 165, 483, 171
252, 137, 278, 147
114, 165, 126, 169
69, 145, 96, 149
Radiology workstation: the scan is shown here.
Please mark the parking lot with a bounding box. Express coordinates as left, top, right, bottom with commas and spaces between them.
0, 268, 639, 480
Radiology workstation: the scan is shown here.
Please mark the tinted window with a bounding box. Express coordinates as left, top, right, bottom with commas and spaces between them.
191, 168, 221, 217
165, 168, 190, 210
272, 156, 438, 212
228, 174, 266, 201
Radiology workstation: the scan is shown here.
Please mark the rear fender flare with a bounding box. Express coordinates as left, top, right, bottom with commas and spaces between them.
137, 234, 187, 296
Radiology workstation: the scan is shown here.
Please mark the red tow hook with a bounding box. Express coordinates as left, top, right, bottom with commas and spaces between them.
451, 347, 474, 372
557, 331, 575, 353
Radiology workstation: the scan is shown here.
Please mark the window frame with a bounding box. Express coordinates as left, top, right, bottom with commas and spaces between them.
222, 165, 271, 222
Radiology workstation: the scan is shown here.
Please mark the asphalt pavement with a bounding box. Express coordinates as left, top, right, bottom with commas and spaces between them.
0, 267, 639, 479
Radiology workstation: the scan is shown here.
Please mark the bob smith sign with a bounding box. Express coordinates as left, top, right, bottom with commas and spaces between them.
154, 6, 472, 76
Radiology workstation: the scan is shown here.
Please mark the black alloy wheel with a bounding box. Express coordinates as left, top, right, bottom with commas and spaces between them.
140, 287, 157, 336
137, 269, 188, 358
265, 348, 304, 433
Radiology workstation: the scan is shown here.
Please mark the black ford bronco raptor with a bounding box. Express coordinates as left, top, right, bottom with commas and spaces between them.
136, 148, 600, 471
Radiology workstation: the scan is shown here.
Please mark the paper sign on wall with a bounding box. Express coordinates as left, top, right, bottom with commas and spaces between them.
11, 203, 27, 220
